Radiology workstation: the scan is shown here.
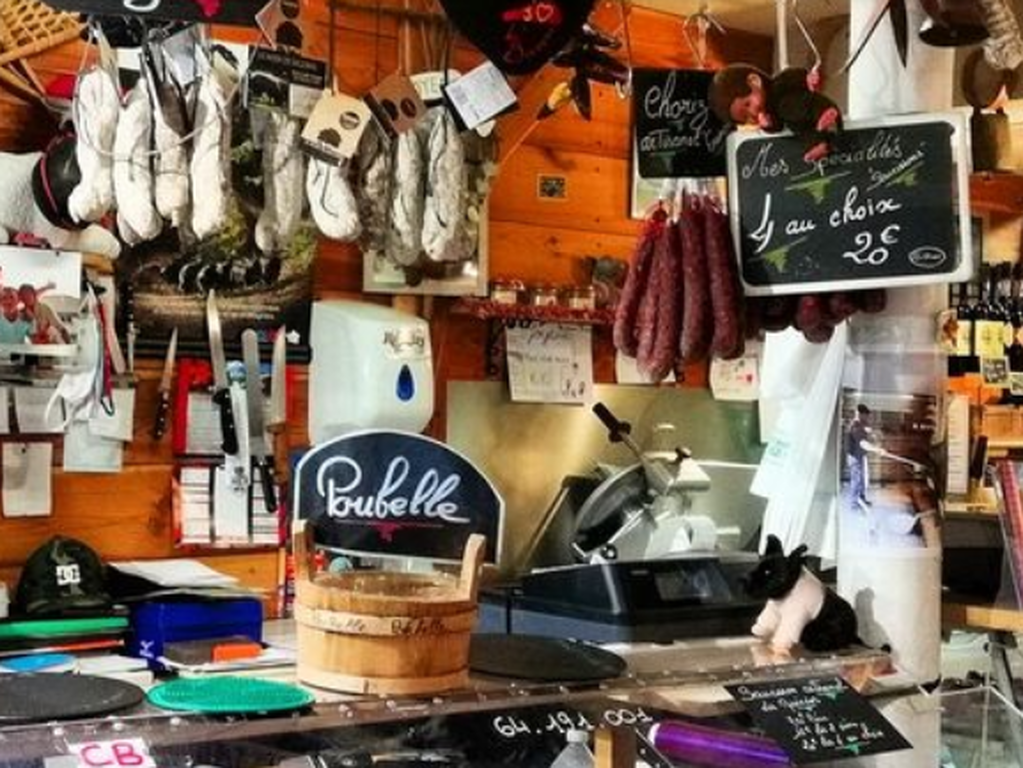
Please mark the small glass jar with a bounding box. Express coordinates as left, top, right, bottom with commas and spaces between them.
489, 279, 524, 304
561, 284, 596, 310
528, 284, 560, 307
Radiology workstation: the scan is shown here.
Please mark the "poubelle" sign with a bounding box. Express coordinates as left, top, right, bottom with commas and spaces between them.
294, 430, 504, 563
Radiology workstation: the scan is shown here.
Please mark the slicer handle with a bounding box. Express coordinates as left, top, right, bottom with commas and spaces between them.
592, 402, 631, 443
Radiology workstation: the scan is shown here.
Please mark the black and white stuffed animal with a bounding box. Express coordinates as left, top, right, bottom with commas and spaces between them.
1, 135, 120, 259
744, 535, 858, 653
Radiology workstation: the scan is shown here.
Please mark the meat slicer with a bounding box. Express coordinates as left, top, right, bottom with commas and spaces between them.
478, 404, 762, 643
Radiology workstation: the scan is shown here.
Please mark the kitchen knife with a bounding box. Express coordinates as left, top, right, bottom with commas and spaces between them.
206, 290, 239, 455
242, 328, 277, 513
153, 327, 178, 441
267, 325, 290, 485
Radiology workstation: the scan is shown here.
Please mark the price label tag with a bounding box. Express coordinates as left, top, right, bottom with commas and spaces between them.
68, 739, 156, 768
444, 60, 517, 131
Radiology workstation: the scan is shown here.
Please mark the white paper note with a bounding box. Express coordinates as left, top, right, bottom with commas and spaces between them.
213, 464, 250, 542
63, 422, 124, 473
88, 388, 136, 442
14, 388, 62, 433
0, 387, 10, 435
444, 61, 517, 130
2, 442, 52, 517
506, 323, 593, 404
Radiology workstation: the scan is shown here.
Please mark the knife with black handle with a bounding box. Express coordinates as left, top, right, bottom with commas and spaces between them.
206, 291, 239, 456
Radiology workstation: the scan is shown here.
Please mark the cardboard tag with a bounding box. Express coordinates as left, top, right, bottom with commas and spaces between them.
301, 92, 373, 161
443, 60, 517, 131
366, 73, 426, 137
246, 46, 327, 119
411, 69, 462, 106
256, 0, 310, 53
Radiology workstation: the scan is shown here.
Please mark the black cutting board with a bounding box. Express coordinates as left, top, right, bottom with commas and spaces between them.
470, 634, 626, 682
0, 674, 144, 723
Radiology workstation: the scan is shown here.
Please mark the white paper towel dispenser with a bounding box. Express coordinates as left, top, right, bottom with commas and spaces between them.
309, 300, 434, 444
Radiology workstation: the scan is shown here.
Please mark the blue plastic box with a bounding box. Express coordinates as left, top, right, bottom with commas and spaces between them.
127, 599, 263, 669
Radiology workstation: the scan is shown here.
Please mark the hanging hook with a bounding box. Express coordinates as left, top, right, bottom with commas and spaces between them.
683, 3, 725, 70
791, 0, 822, 73
614, 0, 634, 99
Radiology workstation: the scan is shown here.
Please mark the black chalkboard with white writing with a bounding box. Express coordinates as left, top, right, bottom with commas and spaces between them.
725, 676, 911, 765
728, 115, 972, 296
45, 0, 264, 26
633, 69, 730, 179
293, 430, 503, 563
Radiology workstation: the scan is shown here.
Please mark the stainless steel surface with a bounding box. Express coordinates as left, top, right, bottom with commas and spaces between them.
159, 327, 178, 394
269, 325, 287, 427
446, 382, 764, 575
206, 291, 228, 388
241, 329, 267, 456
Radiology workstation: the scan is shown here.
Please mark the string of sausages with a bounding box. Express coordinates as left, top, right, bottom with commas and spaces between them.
614, 191, 888, 383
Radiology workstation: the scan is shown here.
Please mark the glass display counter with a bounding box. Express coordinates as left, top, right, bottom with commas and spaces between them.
0, 639, 1019, 768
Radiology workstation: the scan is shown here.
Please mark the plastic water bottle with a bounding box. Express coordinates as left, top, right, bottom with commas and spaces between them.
549, 729, 594, 768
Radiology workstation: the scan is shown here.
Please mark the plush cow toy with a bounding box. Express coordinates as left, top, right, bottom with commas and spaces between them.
0, 135, 120, 259
744, 535, 858, 653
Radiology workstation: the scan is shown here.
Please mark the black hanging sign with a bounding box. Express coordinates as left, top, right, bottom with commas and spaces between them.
632, 69, 730, 179
725, 676, 911, 765
293, 430, 504, 564
728, 113, 973, 296
44, 0, 265, 27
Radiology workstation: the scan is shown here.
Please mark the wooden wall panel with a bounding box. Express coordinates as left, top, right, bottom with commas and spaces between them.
0, 4, 769, 596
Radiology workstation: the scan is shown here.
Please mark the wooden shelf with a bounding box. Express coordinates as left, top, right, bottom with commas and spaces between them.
452, 298, 615, 326
970, 172, 1023, 215
943, 599, 1023, 633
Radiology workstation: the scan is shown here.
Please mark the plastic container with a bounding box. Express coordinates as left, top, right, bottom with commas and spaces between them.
561, 285, 596, 311
489, 280, 524, 305
128, 598, 263, 670
549, 730, 594, 768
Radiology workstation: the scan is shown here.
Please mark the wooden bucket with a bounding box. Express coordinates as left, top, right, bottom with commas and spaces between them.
293, 521, 486, 696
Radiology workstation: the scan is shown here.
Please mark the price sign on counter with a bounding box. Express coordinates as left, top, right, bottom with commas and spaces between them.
67, 739, 155, 768
728, 112, 973, 295
725, 676, 911, 764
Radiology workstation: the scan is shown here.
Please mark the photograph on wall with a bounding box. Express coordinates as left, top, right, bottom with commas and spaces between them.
115, 108, 314, 357
839, 391, 940, 551
0, 247, 81, 356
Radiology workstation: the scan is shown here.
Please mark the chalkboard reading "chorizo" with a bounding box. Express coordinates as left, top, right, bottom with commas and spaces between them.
726, 676, 911, 764
633, 69, 730, 179
728, 113, 973, 296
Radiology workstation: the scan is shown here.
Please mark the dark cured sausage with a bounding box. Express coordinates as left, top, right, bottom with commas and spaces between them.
678, 198, 712, 364
613, 211, 666, 356
635, 222, 671, 375
705, 202, 744, 359
643, 222, 682, 382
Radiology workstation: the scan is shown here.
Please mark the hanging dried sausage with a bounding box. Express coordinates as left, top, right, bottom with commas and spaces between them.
678, 198, 712, 364
613, 211, 665, 356
705, 202, 745, 359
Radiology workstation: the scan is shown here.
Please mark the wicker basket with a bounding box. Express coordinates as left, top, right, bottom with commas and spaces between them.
0, 0, 82, 100
293, 521, 486, 696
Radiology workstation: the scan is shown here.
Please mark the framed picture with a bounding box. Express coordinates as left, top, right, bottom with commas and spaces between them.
0, 247, 81, 357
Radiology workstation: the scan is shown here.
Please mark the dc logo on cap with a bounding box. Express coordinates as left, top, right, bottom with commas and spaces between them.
55, 564, 81, 587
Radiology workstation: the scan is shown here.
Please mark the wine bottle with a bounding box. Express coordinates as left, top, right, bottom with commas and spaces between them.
951, 281, 975, 377
975, 264, 1002, 364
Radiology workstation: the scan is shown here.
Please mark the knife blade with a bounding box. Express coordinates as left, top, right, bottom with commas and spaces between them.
153, 327, 178, 441
206, 290, 239, 455
268, 325, 287, 429
242, 328, 277, 513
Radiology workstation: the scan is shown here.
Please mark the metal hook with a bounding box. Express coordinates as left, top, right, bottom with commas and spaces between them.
614, 0, 634, 99
790, 0, 822, 72
682, 3, 725, 69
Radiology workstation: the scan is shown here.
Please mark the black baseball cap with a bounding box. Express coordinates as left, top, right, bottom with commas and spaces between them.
15, 536, 111, 617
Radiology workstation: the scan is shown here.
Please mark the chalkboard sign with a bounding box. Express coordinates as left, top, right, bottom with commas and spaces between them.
633, 69, 730, 179
45, 0, 265, 27
725, 676, 911, 764
293, 430, 504, 564
728, 112, 973, 296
